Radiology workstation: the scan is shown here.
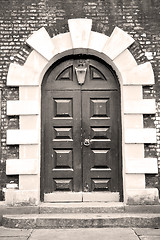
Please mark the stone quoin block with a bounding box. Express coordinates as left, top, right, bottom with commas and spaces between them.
6, 159, 38, 175
125, 128, 156, 144
124, 115, 143, 128
125, 174, 145, 189
124, 99, 156, 114
126, 158, 158, 174
7, 101, 39, 115
7, 130, 39, 145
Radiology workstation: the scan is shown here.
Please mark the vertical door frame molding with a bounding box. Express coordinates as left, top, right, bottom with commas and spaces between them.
6, 19, 158, 205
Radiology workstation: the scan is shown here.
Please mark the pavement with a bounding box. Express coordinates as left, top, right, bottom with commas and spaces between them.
0, 227, 160, 240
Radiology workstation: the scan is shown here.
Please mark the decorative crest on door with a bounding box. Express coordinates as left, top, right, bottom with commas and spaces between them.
75, 62, 87, 85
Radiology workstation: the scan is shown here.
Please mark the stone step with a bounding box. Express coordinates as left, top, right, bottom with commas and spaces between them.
39, 202, 125, 214
1, 202, 160, 216
2, 213, 160, 229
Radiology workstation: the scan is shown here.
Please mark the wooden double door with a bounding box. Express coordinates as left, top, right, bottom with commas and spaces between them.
42, 56, 122, 197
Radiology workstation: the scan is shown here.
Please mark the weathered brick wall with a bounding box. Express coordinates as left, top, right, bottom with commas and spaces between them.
0, 0, 160, 200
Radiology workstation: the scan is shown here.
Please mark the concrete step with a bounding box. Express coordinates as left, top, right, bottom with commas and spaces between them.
39, 202, 125, 214
2, 213, 160, 229
39, 202, 160, 214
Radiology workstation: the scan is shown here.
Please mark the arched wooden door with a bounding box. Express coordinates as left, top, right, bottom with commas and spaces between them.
41, 55, 122, 201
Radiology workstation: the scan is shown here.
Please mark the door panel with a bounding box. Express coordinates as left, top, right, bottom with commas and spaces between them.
43, 91, 82, 193
82, 91, 120, 192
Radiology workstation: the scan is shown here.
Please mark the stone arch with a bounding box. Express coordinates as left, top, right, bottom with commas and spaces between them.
6, 19, 158, 205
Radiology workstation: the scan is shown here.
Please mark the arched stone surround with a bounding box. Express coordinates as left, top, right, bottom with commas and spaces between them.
6, 19, 158, 205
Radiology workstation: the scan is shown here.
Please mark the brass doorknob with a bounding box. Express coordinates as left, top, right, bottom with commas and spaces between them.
84, 139, 90, 146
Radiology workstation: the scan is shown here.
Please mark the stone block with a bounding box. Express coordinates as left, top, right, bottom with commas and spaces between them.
126, 188, 159, 205
114, 49, 137, 72
7, 129, 39, 145
83, 192, 119, 202
103, 27, 134, 60
25, 50, 48, 74
19, 87, 39, 101
124, 99, 155, 114
88, 31, 109, 52
125, 128, 156, 144
26, 27, 56, 61
124, 115, 143, 128
68, 18, 92, 48
123, 86, 142, 100
19, 175, 39, 190
123, 62, 155, 85
19, 145, 39, 159
20, 116, 39, 130
5, 189, 40, 206
7, 101, 39, 115
126, 158, 158, 174
7, 63, 40, 86
125, 174, 145, 189
44, 192, 82, 202
51, 32, 73, 53
6, 159, 38, 175
125, 144, 144, 159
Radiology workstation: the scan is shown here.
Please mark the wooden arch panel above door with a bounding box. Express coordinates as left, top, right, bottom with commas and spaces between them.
42, 56, 120, 91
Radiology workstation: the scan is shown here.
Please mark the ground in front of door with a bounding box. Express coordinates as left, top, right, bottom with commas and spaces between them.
0, 227, 160, 240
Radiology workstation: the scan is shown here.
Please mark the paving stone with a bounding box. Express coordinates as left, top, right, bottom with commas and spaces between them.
134, 228, 160, 236
139, 237, 160, 240
0, 227, 32, 236
29, 228, 138, 240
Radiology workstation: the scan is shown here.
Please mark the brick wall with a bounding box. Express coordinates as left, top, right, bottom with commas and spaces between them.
0, 0, 160, 200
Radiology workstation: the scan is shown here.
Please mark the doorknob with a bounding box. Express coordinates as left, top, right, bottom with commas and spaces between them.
84, 139, 90, 146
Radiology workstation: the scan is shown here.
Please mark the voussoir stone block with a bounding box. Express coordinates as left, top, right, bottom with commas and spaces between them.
25, 49, 48, 73
88, 31, 109, 52
123, 62, 155, 85
68, 18, 92, 48
7, 63, 40, 86
26, 27, 56, 61
103, 27, 134, 60
113, 49, 137, 72
51, 32, 73, 53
